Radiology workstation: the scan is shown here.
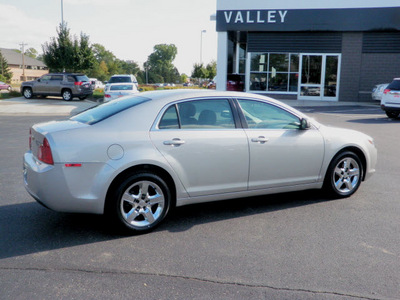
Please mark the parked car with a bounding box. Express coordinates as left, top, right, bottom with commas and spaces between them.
0, 81, 12, 91
89, 78, 105, 90
227, 74, 245, 91
23, 90, 377, 233
381, 78, 400, 119
104, 83, 139, 102
105, 74, 138, 91
21, 73, 93, 101
372, 83, 389, 101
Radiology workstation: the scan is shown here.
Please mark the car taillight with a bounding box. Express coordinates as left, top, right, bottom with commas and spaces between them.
104, 94, 111, 98
37, 138, 54, 165
74, 81, 83, 86
384, 89, 391, 94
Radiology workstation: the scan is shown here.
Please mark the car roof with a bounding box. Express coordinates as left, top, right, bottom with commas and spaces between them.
137, 89, 296, 111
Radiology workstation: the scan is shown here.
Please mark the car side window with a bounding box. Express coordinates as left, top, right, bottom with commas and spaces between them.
51, 75, 63, 81
67, 76, 75, 82
159, 105, 179, 129
41, 75, 51, 81
238, 99, 301, 129
178, 99, 235, 129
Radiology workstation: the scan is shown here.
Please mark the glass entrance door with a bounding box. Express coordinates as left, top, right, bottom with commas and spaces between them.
299, 54, 340, 101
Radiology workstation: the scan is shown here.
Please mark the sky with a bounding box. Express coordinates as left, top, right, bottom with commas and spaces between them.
0, 0, 218, 75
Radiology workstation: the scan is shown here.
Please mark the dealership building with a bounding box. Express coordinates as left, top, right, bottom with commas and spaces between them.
215, 0, 400, 102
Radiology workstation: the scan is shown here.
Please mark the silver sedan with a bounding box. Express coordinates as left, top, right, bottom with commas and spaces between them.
23, 90, 377, 233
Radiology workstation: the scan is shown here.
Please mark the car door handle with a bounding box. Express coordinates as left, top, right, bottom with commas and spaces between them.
163, 138, 185, 146
251, 136, 269, 143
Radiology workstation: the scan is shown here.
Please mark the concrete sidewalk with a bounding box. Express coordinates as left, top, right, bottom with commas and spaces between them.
0, 96, 379, 115
0, 97, 98, 115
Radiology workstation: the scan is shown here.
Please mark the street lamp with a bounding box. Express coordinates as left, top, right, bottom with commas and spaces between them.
200, 30, 206, 64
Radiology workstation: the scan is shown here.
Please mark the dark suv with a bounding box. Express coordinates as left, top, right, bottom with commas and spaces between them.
21, 73, 93, 101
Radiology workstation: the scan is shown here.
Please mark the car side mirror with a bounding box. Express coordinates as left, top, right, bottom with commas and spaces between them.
300, 118, 311, 130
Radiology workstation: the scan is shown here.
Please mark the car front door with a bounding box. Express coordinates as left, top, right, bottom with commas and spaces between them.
34, 75, 51, 94
150, 98, 249, 197
237, 99, 325, 190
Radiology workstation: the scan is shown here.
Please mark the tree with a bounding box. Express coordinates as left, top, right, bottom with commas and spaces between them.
146, 44, 180, 83
42, 23, 95, 72
24, 48, 38, 59
206, 60, 217, 79
191, 63, 208, 79
0, 52, 12, 82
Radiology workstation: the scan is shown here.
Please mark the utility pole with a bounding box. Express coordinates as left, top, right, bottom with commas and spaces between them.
19, 42, 28, 81
61, 0, 64, 25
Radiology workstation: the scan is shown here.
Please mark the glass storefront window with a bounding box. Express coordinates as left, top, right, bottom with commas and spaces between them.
250, 53, 299, 92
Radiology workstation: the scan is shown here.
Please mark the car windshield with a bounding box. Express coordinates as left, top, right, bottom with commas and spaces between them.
109, 76, 132, 83
387, 80, 400, 91
70, 95, 150, 125
110, 84, 133, 91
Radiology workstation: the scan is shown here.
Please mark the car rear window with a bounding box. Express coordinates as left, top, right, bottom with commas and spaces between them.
387, 80, 400, 91
70, 95, 150, 125
76, 75, 90, 82
109, 76, 131, 83
110, 84, 133, 91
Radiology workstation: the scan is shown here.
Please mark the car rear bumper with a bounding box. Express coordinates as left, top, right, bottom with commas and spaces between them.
23, 152, 111, 214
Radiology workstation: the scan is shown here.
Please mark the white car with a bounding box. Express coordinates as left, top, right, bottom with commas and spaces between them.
90, 78, 105, 90
23, 90, 377, 233
381, 78, 400, 119
105, 74, 138, 91
372, 83, 388, 101
104, 83, 139, 102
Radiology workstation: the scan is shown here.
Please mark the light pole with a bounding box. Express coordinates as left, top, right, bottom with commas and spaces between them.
200, 30, 206, 64
61, 0, 64, 25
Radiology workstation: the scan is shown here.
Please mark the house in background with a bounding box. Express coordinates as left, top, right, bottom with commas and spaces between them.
0, 48, 48, 83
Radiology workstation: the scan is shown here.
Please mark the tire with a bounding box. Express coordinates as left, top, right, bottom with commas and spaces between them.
110, 172, 171, 234
62, 89, 73, 101
23, 87, 33, 99
78, 96, 87, 100
385, 111, 400, 119
324, 151, 363, 198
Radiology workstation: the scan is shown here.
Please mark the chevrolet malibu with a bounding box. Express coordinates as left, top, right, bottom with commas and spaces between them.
23, 90, 377, 233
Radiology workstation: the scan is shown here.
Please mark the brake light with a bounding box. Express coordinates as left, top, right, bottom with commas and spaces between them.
74, 81, 83, 86
384, 89, 391, 94
37, 138, 54, 165
104, 94, 111, 98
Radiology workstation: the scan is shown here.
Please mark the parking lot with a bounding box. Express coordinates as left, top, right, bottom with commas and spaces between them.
0, 98, 399, 299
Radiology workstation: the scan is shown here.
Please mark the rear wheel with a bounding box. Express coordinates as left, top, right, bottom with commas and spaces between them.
78, 96, 87, 100
324, 151, 363, 198
62, 89, 73, 101
110, 172, 171, 234
23, 87, 33, 99
385, 111, 400, 119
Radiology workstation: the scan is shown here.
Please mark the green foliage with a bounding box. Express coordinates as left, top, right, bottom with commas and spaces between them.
206, 60, 217, 79
191, 63, 208, 79
24, 48, 38, 59
0, 52, 12, 82
42, 23, 95, 73
146, 44, 180, 84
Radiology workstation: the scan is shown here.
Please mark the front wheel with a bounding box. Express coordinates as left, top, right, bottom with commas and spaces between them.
23, 87, 33, 99
110, 172, 171, 234
324, 151, 363, 198
62, 89, 73, 101
385, 111, 400, 119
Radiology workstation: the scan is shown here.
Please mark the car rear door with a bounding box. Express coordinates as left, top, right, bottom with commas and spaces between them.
237, 99, 325, 190
150, 98, 249, 197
